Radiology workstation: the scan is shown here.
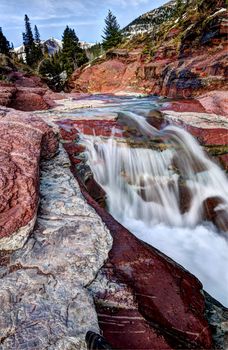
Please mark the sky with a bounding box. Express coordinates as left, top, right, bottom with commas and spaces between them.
0, 0, 167, 47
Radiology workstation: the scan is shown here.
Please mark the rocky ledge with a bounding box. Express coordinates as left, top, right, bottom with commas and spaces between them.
0, 107, 58, 250
0, 145, 112, 349
0, 98, 227, 349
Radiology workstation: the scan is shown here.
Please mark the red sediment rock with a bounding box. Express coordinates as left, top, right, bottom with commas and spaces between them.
197, 91, 228, 116
185, 125, 228, 146
0, 109, 58, 246
60, 121, 212, 349
203, 197, 228, 232
162, 99, 206, 113
10, 88, 50, 111
70, 164, 213, 349
218, 153, 228, 171
57, 119, 124, 138
69, 7, 227, 100
0, 72, 60, 111
96, 301, 172, 349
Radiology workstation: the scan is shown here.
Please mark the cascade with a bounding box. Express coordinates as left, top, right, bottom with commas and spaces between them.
82, 110, 228, 306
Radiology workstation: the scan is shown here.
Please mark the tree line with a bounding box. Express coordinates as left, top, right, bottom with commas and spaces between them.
0, 10, 123, 89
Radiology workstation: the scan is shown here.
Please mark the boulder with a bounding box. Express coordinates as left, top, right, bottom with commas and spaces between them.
10, 88, 50, 111
203, 197, 228, 233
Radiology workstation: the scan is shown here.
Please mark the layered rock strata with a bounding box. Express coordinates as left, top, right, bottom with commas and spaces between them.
0, 108, 58, 250
69, 5, 227, 99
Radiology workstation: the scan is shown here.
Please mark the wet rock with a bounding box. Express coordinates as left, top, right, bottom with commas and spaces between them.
0, 108, 58, 250
178, 182, 193, 214
89, 269, 172, 350
203, 197, 228, 233
218, 154, 228, 171
84, 176, 107, 208
72, 167, 213, 349
161, 111, 228, 146
204, 291, 228, 350
146, 110, 167, 130
58, 119, 123, 138
86, 331, 112, 350
162, 99, 206, 114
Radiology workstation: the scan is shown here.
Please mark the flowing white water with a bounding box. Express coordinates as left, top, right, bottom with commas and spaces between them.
82, 111, 228, 306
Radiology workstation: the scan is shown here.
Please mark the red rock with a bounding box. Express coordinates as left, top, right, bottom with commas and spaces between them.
84, 176, 106, 208
69, 9, 227, 99
0, 82, 16, 107
197, 91, 228, 116
60, 123, 213, 349
203, 197, 228, 232
0, 108, 58, 248
91, 268, 172, 349
8, 71, 46, 88
185, 125, 228, 146
162, 99, 206, 113
0, 71, 60, 111
10, 88, 50, 111
70, 165, 212, 349
218, 154, 228, 171
57, 119, 124, 138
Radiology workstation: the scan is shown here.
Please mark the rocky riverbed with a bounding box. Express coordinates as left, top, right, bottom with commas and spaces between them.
0, 95, 228, 349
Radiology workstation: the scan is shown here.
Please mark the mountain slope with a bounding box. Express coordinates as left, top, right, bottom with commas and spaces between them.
69, 0, 227, 101
123, 0, 177, 37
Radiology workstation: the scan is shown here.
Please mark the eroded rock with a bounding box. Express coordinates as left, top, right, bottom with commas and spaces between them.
0, 108, 58, 250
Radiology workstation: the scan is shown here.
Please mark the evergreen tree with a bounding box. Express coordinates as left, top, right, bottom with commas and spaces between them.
23, 14, 36, 65
34, 25, 43, 61
34, 25, 40, 44
0, 27, 10, 55
61, 25, 88, 76
102, 10, 122, 51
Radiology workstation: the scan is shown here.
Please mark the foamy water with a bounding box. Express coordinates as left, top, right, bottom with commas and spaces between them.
81, 101, 228, 306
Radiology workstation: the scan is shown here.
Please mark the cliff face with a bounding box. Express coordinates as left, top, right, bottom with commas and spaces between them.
69, 0, 227, 99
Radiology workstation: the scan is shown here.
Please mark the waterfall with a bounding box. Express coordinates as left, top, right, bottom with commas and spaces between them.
82, 110, 228, 306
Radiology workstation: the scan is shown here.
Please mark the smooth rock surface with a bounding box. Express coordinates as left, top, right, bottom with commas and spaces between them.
0, 108, 58, 250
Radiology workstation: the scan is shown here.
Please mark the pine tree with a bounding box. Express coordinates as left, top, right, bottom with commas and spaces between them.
34, 25, 43, 61
23, 14, 36, 65
102, 10, 122, 51
0, 27, 10, 55
61, 25, 88, 76
34, 25, 40, 44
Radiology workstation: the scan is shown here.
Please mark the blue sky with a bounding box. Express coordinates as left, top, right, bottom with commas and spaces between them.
0, 0, 167, 47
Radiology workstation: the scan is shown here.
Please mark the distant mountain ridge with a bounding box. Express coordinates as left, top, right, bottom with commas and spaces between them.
14, 38, 94, 59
